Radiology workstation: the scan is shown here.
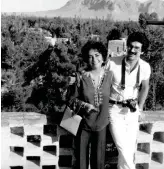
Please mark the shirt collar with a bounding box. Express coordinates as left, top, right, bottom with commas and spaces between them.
124, 57, 140, 73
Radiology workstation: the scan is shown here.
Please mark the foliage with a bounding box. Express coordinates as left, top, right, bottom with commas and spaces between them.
23, 43, 79, 116
1, 13, 164, 114
144, 27, 164, 110
139, 12, 159, 29
107, 27, 121, 41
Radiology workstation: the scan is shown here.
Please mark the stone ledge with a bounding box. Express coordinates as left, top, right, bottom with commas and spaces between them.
1, 111, 164, 169
139, 111, 164, 123
2, 111, 164, 127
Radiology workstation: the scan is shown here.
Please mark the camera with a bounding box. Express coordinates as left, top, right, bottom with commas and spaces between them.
124, 99, 137, 112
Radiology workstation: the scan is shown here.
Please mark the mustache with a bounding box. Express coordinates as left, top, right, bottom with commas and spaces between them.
128, 51, 137, 55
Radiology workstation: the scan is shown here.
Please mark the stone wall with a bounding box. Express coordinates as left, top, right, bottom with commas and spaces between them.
1, 111, 164, 169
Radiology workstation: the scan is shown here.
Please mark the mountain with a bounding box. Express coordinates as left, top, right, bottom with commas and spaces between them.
7, 0, 164, 21
33, 0, 140, 21
139, 0, 164, 19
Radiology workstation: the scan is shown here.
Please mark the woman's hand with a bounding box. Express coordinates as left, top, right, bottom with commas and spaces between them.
84, 103, 98, 114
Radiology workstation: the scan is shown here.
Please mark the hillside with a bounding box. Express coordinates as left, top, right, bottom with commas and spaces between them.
4, 0, 164, 21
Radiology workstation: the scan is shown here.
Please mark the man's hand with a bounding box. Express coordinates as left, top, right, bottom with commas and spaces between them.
83, 71, 90, 77
138, 106, 143, 112
69, 76, 76, 85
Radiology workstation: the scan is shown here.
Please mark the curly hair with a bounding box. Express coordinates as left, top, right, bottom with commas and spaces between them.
127, 31, 149, 52
81, 40, 107, 64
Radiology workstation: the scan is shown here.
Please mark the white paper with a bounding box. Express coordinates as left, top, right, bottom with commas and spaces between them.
60, 107, 82, 135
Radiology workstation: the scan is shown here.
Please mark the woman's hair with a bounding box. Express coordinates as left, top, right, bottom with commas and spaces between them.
81, 40, 107, 64
127, 31, 149, 52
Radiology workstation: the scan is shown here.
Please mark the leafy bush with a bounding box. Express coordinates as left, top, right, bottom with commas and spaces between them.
1, 14, 164, 113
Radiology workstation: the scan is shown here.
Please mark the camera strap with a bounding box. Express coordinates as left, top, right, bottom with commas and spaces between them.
121, 57, 140, 90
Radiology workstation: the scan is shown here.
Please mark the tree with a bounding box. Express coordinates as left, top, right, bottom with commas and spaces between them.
23, 42, 80, 118
28, 18, 36, 27
143, 27, 164, 110
1, 14, 163, 112
139, 13, 147, 29
107, 27, 121, 41
139, 12, 159, 29
149, 12, 159, 21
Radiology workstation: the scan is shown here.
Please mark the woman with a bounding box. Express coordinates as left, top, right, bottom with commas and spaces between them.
67, 41, 113, 169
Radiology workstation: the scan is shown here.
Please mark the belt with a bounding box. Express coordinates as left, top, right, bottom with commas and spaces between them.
109, 99, 137, 105
109, 99, 125, 105
109, 99, 138, 112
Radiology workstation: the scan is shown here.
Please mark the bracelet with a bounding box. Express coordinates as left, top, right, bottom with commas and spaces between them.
82, 102, 88, 109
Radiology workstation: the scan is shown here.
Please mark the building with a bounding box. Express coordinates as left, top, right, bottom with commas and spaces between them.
108, 38, 127, 57
89, 34, 100, 41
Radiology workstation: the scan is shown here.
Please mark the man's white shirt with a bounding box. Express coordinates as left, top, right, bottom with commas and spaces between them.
107, 56, 151, 101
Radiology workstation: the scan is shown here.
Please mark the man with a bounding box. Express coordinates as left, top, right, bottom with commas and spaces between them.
107, 31, 151, 169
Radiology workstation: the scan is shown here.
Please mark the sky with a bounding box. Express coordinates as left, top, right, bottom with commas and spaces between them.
1, 0, 69, 12
1, 0, 164, 13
